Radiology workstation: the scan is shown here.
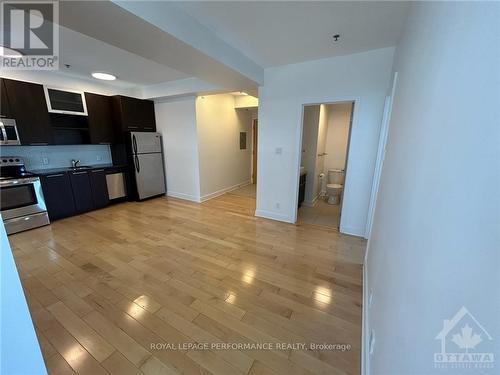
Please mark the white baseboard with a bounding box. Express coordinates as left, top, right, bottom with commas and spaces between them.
166, 191, 201, 203
200, 180, 251, 202
339, 224, 366, 238
255, 209, 295, 223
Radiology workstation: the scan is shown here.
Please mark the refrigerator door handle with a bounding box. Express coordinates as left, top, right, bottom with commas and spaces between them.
132, 134, 138, 155
134, 155, 140, 173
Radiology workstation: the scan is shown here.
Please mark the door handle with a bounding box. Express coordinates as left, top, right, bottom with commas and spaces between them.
134, 155, 140, 173
132, 134, 137, 155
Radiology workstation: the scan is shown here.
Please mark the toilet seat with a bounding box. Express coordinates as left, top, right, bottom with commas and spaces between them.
327, 183, 343, 189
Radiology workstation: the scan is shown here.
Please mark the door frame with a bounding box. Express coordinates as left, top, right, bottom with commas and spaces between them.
252, 118, 258, 184
365, 72, 398, 239
294, 97, 360, 228
337, 102, 355, 230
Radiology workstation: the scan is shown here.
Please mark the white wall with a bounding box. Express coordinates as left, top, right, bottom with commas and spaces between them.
324, 102, 352, 171
365, 2, 500, 374
0, 220, 46, 374
155, 97, 201, 202
196, 94, 253, 200
256, 47, 395, 232
301, 105, 320, 205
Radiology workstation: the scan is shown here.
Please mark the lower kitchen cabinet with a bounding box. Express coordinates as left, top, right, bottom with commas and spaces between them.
40, 173, 76, 220
40, 167, 126, 221
69, 171, 94, 213
89, 169, 109, 208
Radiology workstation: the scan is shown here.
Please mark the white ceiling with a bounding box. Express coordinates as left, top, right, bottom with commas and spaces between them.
175, 1, 410, 67
17, 1, 410, 97
58, 25, 189, 89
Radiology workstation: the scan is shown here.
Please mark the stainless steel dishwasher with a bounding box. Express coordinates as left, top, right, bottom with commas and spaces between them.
106, 172, 126, 200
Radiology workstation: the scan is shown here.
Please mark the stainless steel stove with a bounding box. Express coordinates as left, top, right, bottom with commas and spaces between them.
0, 157, 50, 234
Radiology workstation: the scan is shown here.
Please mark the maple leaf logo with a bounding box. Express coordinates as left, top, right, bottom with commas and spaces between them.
452, 324, 482, 353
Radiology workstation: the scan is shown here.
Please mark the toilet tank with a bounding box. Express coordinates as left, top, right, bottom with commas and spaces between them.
328, 169, 344, 184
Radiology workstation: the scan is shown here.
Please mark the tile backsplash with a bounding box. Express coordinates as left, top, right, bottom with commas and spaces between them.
0, 145, 112, 170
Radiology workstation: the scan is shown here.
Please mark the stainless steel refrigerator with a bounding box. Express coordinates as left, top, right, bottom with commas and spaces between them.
130, 132, 166, 200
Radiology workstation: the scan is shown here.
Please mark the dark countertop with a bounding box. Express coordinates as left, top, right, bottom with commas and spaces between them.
29, 163, 128, 175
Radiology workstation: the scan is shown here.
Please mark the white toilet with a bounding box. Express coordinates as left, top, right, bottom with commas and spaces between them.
326, 169, 344, 205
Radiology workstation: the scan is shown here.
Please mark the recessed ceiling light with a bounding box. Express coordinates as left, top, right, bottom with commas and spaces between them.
0, 45, 22, 58
91, 72, 116, 81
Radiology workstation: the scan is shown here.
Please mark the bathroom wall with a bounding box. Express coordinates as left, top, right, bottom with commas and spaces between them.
324, 102, 352, 172
0, 145, 112, 170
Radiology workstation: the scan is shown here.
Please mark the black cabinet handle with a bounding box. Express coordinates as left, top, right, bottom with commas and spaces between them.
91, 169, 105, 172
71, 171, 87, 175
46, 173, 65, 178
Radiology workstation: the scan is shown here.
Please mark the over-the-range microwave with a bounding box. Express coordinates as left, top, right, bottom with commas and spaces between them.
0, 118, 21, 145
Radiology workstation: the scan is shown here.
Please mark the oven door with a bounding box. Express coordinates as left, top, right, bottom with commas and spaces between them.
0, 177, 47, 220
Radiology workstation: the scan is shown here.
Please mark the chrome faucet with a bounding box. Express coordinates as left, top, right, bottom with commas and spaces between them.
71, 159, 80, 168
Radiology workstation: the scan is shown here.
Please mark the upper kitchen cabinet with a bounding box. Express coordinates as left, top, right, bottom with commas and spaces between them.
0, 79, 12, 118
85, 92, 115, 144
112, 95, 156, 132
3, 79, 52, 145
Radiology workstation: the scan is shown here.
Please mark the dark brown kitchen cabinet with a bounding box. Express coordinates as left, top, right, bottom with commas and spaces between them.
69, 171, 94, 213
3, 79, 52, 145
112, 95, 156, 132
40, 173, 76, 220
89, 169, 109, 208
85, 92, 115, 144
0, 79, 12, 118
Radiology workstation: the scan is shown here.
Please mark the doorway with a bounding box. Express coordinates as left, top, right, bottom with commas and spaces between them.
297, 101, 354, 229
252, 119, 258, 184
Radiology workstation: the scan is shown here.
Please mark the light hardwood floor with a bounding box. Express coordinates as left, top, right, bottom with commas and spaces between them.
9, 192, 366, 375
